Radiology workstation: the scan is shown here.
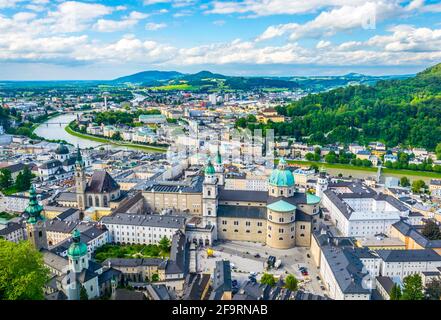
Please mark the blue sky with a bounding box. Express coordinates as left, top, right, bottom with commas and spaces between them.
0, 0, 441, 79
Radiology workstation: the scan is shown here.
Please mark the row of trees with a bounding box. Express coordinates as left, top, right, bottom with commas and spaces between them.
390, 274, 441, 300
260, 273, 298, 291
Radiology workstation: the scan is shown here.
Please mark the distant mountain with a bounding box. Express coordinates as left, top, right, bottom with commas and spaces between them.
113, 70, 184, 84
112, 69, 415, 92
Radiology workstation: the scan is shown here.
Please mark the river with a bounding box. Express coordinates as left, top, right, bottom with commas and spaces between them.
34, 113, 134, 151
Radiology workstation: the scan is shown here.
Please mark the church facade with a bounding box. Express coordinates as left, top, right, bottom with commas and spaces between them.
203, 156, 321, 249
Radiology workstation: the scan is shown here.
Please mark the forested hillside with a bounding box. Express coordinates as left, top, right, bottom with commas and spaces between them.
239, 63, 441, 150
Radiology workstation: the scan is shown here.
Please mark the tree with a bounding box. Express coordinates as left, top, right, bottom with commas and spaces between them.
401, 274, 424, 300
151, 273, 159, 282
324, 151, 337, 164
411, 180, 426, 194
425, 277, 441, 300
158, 236, 171, 253
390, 283, 402, 300
400, 176, 410, 187
421, 220, 441, 240
0, 239, 49, 300
0, 169, 13, 189
15, 166, 32, 192
436, 142, 441, 160
80, 285, 89, 300
260, 273, 276, 287
284, 274, 298, 291
111, 131, 121, 141
305, 153, 315, 161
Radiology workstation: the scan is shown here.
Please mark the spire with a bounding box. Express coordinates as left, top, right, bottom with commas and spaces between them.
205, 157, 216, 175
75, 144, 84, 166
25, 185, 44, 224
215, 148, 222, 165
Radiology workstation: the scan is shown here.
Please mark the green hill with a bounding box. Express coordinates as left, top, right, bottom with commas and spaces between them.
244, 63, 441, 150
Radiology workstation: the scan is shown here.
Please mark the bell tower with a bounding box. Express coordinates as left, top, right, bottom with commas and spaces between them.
25, 186, 48, 250
203, 158, 218, 240
75, 145, 87, 211
214, 148, 225, 186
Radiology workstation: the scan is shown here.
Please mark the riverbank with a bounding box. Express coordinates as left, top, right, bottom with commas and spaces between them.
287, 160, 441, 179
65, 125, 167, 153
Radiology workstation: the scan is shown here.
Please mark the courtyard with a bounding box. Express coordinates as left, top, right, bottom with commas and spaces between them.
196, 240, 328, 296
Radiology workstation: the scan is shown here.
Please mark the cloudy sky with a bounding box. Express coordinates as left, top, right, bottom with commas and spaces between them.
0, 0, 441, 79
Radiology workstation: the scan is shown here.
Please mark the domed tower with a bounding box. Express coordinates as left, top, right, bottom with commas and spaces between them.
67, 229, 89, 273
55, 143, 69, 161
25, 186, 48, 250
268, 158, 295, 197
214, 149, 224, 186
266, 158, 297, 249
203, 158, 218, 239
75, 145, 86, 211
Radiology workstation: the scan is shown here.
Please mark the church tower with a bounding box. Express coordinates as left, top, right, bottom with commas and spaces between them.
315, 167, 328, 198
202, 158, 218, 240
75, 145, 87, 211
64, 229, 90, 300
214, 149, 225, 186
25, 186, 47, 250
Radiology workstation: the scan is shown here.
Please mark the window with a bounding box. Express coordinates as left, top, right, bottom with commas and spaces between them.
300, 225, 306, 230
279, 237, 283, 241
257, 222, 263, 227
103, 196, 108, 207
246, 230, 250, 233
95, 196, 100, 207
234, 221, 239, 226
245, 221, 251, 226
279, 228, 284, 233
207, 190, 211, 196
234, 229, 238, 233
279, 217, 284, 223
222, 220, 227, 225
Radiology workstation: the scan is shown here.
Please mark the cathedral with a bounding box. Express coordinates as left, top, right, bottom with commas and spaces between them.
202, 155, 322, 249
74, 146, 121, 211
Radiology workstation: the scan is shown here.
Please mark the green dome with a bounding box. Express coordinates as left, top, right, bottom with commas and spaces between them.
269, 158, 294, 187
55, 143, 69, 155
205, 159, 216, 175
25, 186, 44, 224
67, 229, 88, 259
306, 193, 321, 205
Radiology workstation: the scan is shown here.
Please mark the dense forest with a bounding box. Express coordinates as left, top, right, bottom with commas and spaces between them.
237, 63, 441, 150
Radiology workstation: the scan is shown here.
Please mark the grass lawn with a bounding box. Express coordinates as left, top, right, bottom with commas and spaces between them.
286, 159, 441, 178
93, 244, 169, 263
65, 125, 167, 153
1, 186, 20, 196
0, 211, 17, 220
147, 84, 199, 91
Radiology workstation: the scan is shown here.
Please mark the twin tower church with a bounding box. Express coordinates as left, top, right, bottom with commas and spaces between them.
202, 155, 322, 248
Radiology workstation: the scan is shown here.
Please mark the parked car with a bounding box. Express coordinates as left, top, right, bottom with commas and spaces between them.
254, 253, 261, 258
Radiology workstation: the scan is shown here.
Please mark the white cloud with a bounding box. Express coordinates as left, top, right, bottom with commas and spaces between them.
145, 22, 167, 30
207, 0, 369, 17
93, 11, 149, 32
316, 40, 331, 49
45, 1, 115, 33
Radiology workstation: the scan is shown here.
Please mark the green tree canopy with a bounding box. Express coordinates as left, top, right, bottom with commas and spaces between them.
401, 274, 424, 300
0, 239, 49, 300
421, 220, 441, 240
158, 236, 171, 254
390, 283, 402, 300
260, 273, 276, 287
400, 176, 410, 187
411, 180, 427, 194
80, 285, 89, 300
284, 274, 298, 291
0, 168, 13, 189
425, 277, 441, 300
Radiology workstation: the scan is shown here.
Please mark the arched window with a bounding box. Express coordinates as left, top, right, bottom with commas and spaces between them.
103, 196, 108, 207
88, 196, 93, 207
95, 196, 100, 207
